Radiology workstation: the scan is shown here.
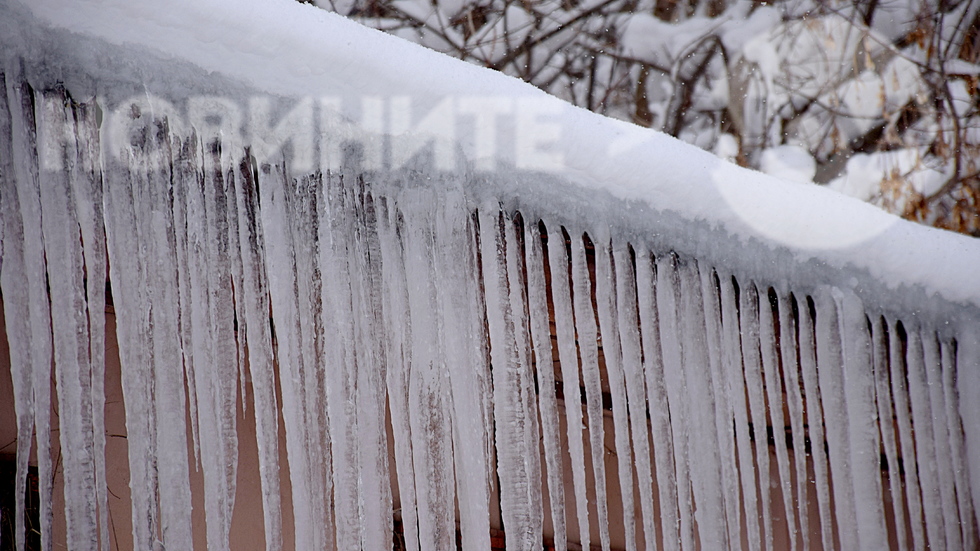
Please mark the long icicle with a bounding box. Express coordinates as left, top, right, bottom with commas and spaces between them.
525, 220, 567, 551
571, 233, 611, 551
546, 224, 591, 551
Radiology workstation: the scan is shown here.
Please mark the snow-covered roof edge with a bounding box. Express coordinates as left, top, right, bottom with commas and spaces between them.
3, 0, 979, 320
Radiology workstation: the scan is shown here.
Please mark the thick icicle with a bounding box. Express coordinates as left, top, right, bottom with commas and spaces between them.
104, 150, 154, 551
636, 250, 680, 551
834, 290, 888, 550
525, 220, 567, 551
718, 275, 761, 551
923, 333, 961, 549
614, 245, 658, 551
655, 254, 695, 551
437, 193, 492, 551
812, 289, 859, 550
776, 292, 810, 551
958, 326, 980, 542
906, 329, 945, 549
259, 161, 328, 551
941, 340, 976, 549
758, 287, 797, 551
570, 234, 611, 551
69, 98, 109, 551
401, 192, 456, 551
232, 157, 282, 551
697, 266, 741, 550
0, 68, 37, 551
479, 206, 540, 551
738, 283, 774, 551
37, 89, 101, 550
7, 74, 56, 551
887, 319, 926, 550
797, 296, 835, 551
139, 131, 192, 551
376, 196, 421, 551
545, 224, 591, 551
593, 237, 636, 551
676, 260, 726, 549
870, 316, 908, 551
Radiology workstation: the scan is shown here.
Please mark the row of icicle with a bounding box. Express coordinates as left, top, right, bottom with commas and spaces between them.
1, 76, 978, 551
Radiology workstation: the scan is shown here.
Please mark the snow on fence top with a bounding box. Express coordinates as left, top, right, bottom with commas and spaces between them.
3, 0, 979, 321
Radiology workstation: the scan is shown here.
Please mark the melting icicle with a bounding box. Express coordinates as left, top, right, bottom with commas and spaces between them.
593, 236, 636, 551
655, 254, 696, 551
570, 233, 611, 551
376, 196, 421, 551
941, 340, 976, 550
871, 316, 908, 551
698, 267, 741, 550
437, 193, 492, 551
614, 245, 658, 551
834, 290, 888, 550
232, 157, 282, 551
546, 224, 592, 551
923, 333, 961, 550
738, 283, 774, 551
636, 250, 680, 551
676, 260, 726, 549
0, 69, 39, 551
758, 287, 797, 551
776, 292, 810, 551
525, 220, 567, 551
906, 329, 945, 549
718, 275, 760, 551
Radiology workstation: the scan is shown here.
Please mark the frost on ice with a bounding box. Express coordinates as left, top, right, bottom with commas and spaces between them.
1, 0, 980, 550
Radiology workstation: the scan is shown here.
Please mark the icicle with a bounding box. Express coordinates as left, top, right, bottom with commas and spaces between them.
776, 292, 810, 551
718, 275, 760, 551
570, 233, 611, 551
525, 220, 567, 551
0, 68, 38, 551
593, 237, 636, 551
400, 191, 456, 551
698, 267, 741, 550
923, 333, 961, 549
436, 193, 492, 551
376, 196, 421, 551
636, 250, 680, 551
69, 98, 109, 551
479, 206, 540, 551
888, 319, 926, 550
797, 296, 834, 551
103, 138, 158, 551
813, 289, 859, 550
676, 260, 726, 549
232, 156, 282, 551
738, 282, 774, 551
958, 325, 980, 541
941, 340, 976, 550
259, 160, 327, 551
502, 212, 544, 549
905, 329, 945, 549
655, 254, 695, 551
614, 245, 658, 551
757, 286, 797, 551
870, 316, 908, 551
545, 224, 591, 551
834, 290, 888, 550
132, 121, 193, 551
6, 74, 56, 551
348, 186, 394, 551
37, 88, 101, 549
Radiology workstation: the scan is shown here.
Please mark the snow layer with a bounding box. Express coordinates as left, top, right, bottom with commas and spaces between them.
2, 0, 979, 314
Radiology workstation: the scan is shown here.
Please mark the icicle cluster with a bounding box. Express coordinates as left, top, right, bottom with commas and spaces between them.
2, 75, 979, 551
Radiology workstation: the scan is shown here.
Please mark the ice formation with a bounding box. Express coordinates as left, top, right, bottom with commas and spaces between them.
1, 0, 979, 550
